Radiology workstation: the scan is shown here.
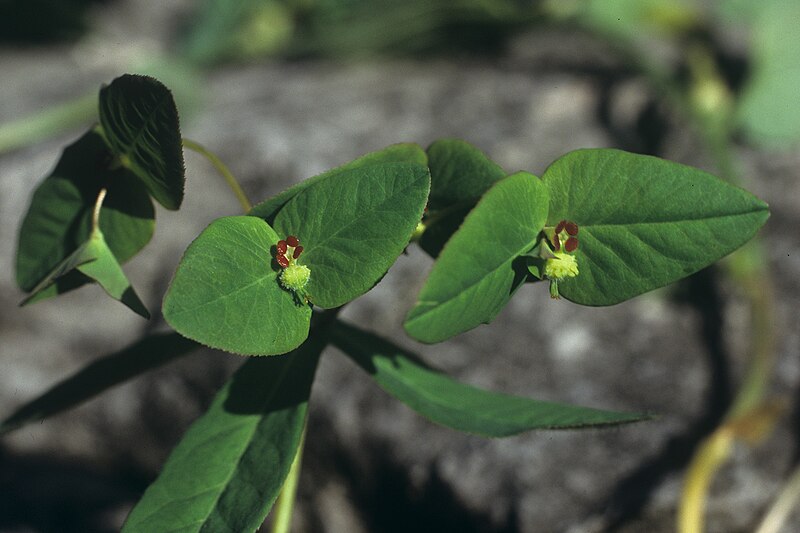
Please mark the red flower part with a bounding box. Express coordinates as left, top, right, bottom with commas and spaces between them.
286, 235, 300, 247
565, 237, 579, 252
555, 220, 566, 234
553, 233, 561, 251
565, 221, 579, 236
293, 245, 304, 259
277, 240, 288, 254
277, 255, 290, 268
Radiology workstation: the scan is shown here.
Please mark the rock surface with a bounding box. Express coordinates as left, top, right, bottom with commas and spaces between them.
1, 1, 798, 532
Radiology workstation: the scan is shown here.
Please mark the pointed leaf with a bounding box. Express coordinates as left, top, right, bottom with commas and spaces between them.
75, 229, 150, 318
99, 74, 185, 210
21, 228, 149, 318
405, 171, 549, 343
163, 216, 312, 356
333, 321, 648, 436
0, 333, 198, 435
16, 129, 154, 297
122, 338, 323, 533
542, 149, 770, 305
272, 162, 430, 308
249, 143, 427, 223
420, 139, 507, 257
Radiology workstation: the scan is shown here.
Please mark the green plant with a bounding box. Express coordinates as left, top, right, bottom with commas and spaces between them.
5, 73, 769, 532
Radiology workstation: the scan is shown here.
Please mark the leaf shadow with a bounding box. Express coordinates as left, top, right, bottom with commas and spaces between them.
1, 333, 198, 435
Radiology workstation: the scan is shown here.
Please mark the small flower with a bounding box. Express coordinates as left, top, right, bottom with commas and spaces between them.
542, 220, 580, 299
544, 251, 579, 281
280, 263, 311, 292
273, 235, 312, 304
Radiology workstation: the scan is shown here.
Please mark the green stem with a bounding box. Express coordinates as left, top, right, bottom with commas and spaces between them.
269, 424, 307, 533
0, 92, 97, 154
182, 138, 252, 212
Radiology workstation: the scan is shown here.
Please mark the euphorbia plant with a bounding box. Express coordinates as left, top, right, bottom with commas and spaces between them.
4, 74, 769, 531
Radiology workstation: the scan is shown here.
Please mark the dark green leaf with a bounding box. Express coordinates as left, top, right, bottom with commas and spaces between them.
426, 138, 506, 209
405, 171, 549, 343
0, 333, 198, 435
419, 139, 507, 257
122, 337, 323, 533
272, 162, 430, 308
333, 320, 649, 436
542, 149, 769, 305
163, 216, 312, 356
99, 74, 185, 210
249, 143, 427, 223
16, 129, 154, 296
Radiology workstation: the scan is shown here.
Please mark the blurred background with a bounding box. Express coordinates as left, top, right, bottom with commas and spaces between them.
1, 0, 799, 531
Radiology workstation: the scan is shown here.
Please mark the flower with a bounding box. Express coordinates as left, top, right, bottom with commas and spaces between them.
544, 251, 579, 281
274, 235, 312, 304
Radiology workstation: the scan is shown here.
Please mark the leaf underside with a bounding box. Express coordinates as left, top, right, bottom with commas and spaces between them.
99, 74, 185, 210
15, 129, 154, 299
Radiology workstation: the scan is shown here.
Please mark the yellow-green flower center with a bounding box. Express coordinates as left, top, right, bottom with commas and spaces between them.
544, 251, 579, 281
280, 264, 311, 292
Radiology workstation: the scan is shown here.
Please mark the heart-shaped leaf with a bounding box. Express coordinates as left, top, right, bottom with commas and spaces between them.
163, 216, 312, 356
542, 149, 769, 305
333, 321, 649, 436
99, 74, 185, 210
405, 171, 549, 343
122, 338, 322, 532
272, 162, 430, 308
249, 143, 427, 223
16, 129, 154, 297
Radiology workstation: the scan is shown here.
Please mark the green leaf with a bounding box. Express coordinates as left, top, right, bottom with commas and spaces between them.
272, 162, 430, 308
249, 143, 427, 223
16, 129, 154, 296
542, 149, 770, 305
419, 139, 506, 257
163, 216, 312, 356
405, 171, 549, 344
579, 0, 700, 41
736, 0, 800, 146
99, 74, 185, 210
122, 337, 323, 533
332, 321, 648, 436
0, 333, 198, 435
79, 230, 150, 317
21, 227, 150, 318
426, 138, 506, 209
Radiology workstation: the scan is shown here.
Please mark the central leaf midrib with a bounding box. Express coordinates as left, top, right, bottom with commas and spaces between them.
196, 356, 301, 530
109, 93, 170, 181
138, 354, 307, 530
